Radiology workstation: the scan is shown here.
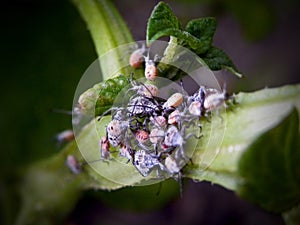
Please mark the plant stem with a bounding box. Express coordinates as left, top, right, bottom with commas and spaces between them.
72, 0, 134, 79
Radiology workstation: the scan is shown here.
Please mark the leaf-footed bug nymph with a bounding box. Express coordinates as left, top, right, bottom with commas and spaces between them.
150, 115, 167, 128
144, 53, 159, 81
163, 92, 184, 110
149, 128, 165, 145
187, 86, 206, 116
134, 129, 150, 144
133, 150, 164, 177
65, 155, 82, 175
106, 119, 129, 147
131, 82, 159, 98
203, 87, 231, 113
129, 45, 146, 69
126, 96, 161, 118
55, 129, 74, 147
188, 101, 202, 117
100, 136, 110, 160
163, 125, 191, 161
119, 143, 134, 161
128, 44, 159, 81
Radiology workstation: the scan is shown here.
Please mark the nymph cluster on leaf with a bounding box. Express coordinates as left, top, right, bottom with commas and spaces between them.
99, 82, 196, 182
92, 48, 235, 185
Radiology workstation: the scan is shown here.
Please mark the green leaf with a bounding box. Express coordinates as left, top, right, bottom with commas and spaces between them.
147, 18, 215, 55
147, 2, 242, 77
237, 108, 300, 213
150, 29, 209, 52
147, 3, 215, 54
146, 1, 181, 46
72, 0, 134, 79
200, 46, 243, 77
78, 75, 130, 116
185, 17, 216, 54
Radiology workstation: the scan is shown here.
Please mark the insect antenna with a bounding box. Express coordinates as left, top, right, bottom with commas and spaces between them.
50, 108, 73, 115
156, 182, 163, 196
177, 172, 183, 198
80, 150, 118, 166
81, 159, 103, 166
97, 106, 125, 121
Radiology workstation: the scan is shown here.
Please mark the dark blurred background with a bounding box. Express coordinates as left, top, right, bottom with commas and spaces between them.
1, 0, 299, 224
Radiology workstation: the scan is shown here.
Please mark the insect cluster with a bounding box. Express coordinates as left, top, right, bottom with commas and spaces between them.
93, 45, 234, 183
